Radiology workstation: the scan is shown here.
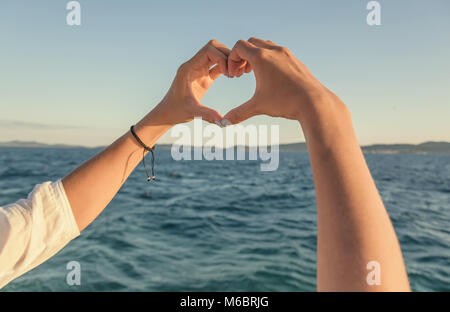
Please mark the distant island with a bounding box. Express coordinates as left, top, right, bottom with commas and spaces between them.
277, 141, 450, 154
0, 140, 86, 149
0, 140, 449, 154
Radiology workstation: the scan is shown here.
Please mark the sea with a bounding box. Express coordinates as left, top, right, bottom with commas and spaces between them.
0, 147, 449, 291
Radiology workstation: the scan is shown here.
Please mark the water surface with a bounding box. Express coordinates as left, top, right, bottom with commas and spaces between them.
0, 147, 449, 291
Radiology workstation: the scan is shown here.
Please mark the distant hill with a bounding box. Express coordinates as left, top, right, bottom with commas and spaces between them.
0, 140, 86, 149
278, 142, 308, 153
277, 141, 450, 154
0, 140, 449, 154
361, 141, 450, 154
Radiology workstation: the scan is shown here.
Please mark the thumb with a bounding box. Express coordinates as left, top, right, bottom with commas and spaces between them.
194, 104, 223, 125
221, 99, 258, 125
228, 40, 258, 77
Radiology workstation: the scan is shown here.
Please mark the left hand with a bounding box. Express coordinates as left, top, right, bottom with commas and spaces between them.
148, 40, 231, 126
222, 37, 339, 126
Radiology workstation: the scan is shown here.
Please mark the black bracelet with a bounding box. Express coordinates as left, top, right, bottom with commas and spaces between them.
130, 125, 155, 182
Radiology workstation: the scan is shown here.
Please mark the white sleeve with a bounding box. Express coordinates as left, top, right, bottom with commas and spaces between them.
0, 180, 80, 288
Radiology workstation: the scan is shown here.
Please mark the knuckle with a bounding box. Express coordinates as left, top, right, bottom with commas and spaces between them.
235, 39, 246, 47
207, 39, 218, 46
277, 46, 290, 55
253, 48, 267, 59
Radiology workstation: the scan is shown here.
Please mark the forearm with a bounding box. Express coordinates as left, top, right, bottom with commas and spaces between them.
300, 94, 410, 291
62, 105, 173, 232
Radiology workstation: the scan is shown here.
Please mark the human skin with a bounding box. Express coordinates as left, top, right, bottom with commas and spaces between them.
223, 37, 411, 291
63, 36, 410, 291
62, 40, 230, 232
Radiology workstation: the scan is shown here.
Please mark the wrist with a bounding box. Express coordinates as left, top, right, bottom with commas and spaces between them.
139, 98, 177, 128
130, 101, 175, 150
295, 91, 351, 136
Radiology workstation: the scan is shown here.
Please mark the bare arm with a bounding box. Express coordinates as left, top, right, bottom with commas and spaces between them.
223, 37, 410, 291
63, 40, 230, 231
62, 116, 170, 231
301, 96, 410, 291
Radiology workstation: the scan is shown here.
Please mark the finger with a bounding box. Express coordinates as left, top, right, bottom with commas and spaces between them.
206, 40, 231, 77
244, 62, 253, 73
222, 99, 258, 125
235, 61, 252, 77
209, 64, 223, 80
194, 104, 223, 124
207, 39, 231, 57
205, 46, 229, 77
248, 37, 278, 49
235, 66, 245, 78
228, 40, 258, 77
189, 40, 229, 77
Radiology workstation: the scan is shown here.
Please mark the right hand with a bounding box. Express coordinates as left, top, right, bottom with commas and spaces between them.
141, 39, 230, 128
222, 37, 338, 125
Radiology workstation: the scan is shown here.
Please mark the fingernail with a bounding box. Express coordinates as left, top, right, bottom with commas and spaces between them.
215, 121, 224, 128
221, 119, 231, 127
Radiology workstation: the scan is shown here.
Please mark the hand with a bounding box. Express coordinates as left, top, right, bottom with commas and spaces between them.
222, 37, 338, 125
146, 40, 231, 126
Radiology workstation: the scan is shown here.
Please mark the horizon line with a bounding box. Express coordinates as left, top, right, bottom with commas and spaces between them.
1, 140, 449, 149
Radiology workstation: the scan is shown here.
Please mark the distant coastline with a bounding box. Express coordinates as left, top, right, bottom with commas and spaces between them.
277, 141, 450, 154
0, 140, 86, 149
1, 140, 450, 154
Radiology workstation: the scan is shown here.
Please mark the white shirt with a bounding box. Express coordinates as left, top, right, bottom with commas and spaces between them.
0, 180, 80, 288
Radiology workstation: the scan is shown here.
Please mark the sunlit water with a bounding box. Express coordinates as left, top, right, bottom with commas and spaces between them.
0, 147, 449, 291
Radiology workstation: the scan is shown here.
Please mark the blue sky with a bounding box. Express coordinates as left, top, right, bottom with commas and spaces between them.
0, 0, 449, 146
